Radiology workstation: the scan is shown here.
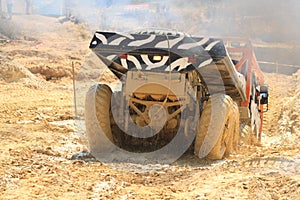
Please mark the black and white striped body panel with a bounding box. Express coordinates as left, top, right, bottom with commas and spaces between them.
90, 31, 227, 74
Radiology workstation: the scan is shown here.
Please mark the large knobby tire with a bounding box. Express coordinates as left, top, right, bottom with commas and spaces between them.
241, 123, 261, 146
251, 124, 261, 146
85, 84, 115, 154
239, 124, 252, 145
194, 94, 235, 160
225, 101, 240, 156
231, 101, 240, 152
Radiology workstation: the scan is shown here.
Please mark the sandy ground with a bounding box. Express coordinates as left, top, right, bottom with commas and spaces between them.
0, 15, 299, 200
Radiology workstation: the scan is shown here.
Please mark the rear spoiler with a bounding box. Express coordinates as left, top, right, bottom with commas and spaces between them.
89, 31, 228, 78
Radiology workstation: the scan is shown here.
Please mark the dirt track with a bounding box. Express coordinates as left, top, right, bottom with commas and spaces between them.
0, 15, 299, 199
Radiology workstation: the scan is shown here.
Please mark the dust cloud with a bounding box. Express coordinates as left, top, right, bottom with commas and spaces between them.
67, 0, 300, 42
66, 0, 300, 70
1, 1, 299, 72
2, 0, 300, 43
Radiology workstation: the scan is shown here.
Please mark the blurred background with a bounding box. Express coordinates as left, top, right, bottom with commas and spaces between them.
1, 0, 300, 74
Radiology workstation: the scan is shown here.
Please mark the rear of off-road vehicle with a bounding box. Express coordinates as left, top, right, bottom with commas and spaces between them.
85, 30, 269, 162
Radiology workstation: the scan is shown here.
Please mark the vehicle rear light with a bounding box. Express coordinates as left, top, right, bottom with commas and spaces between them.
119, 54, 128, 59
188, 57, 197, 63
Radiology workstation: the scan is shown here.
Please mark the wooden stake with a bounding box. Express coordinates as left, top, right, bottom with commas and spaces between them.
72, 62, 78, 118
